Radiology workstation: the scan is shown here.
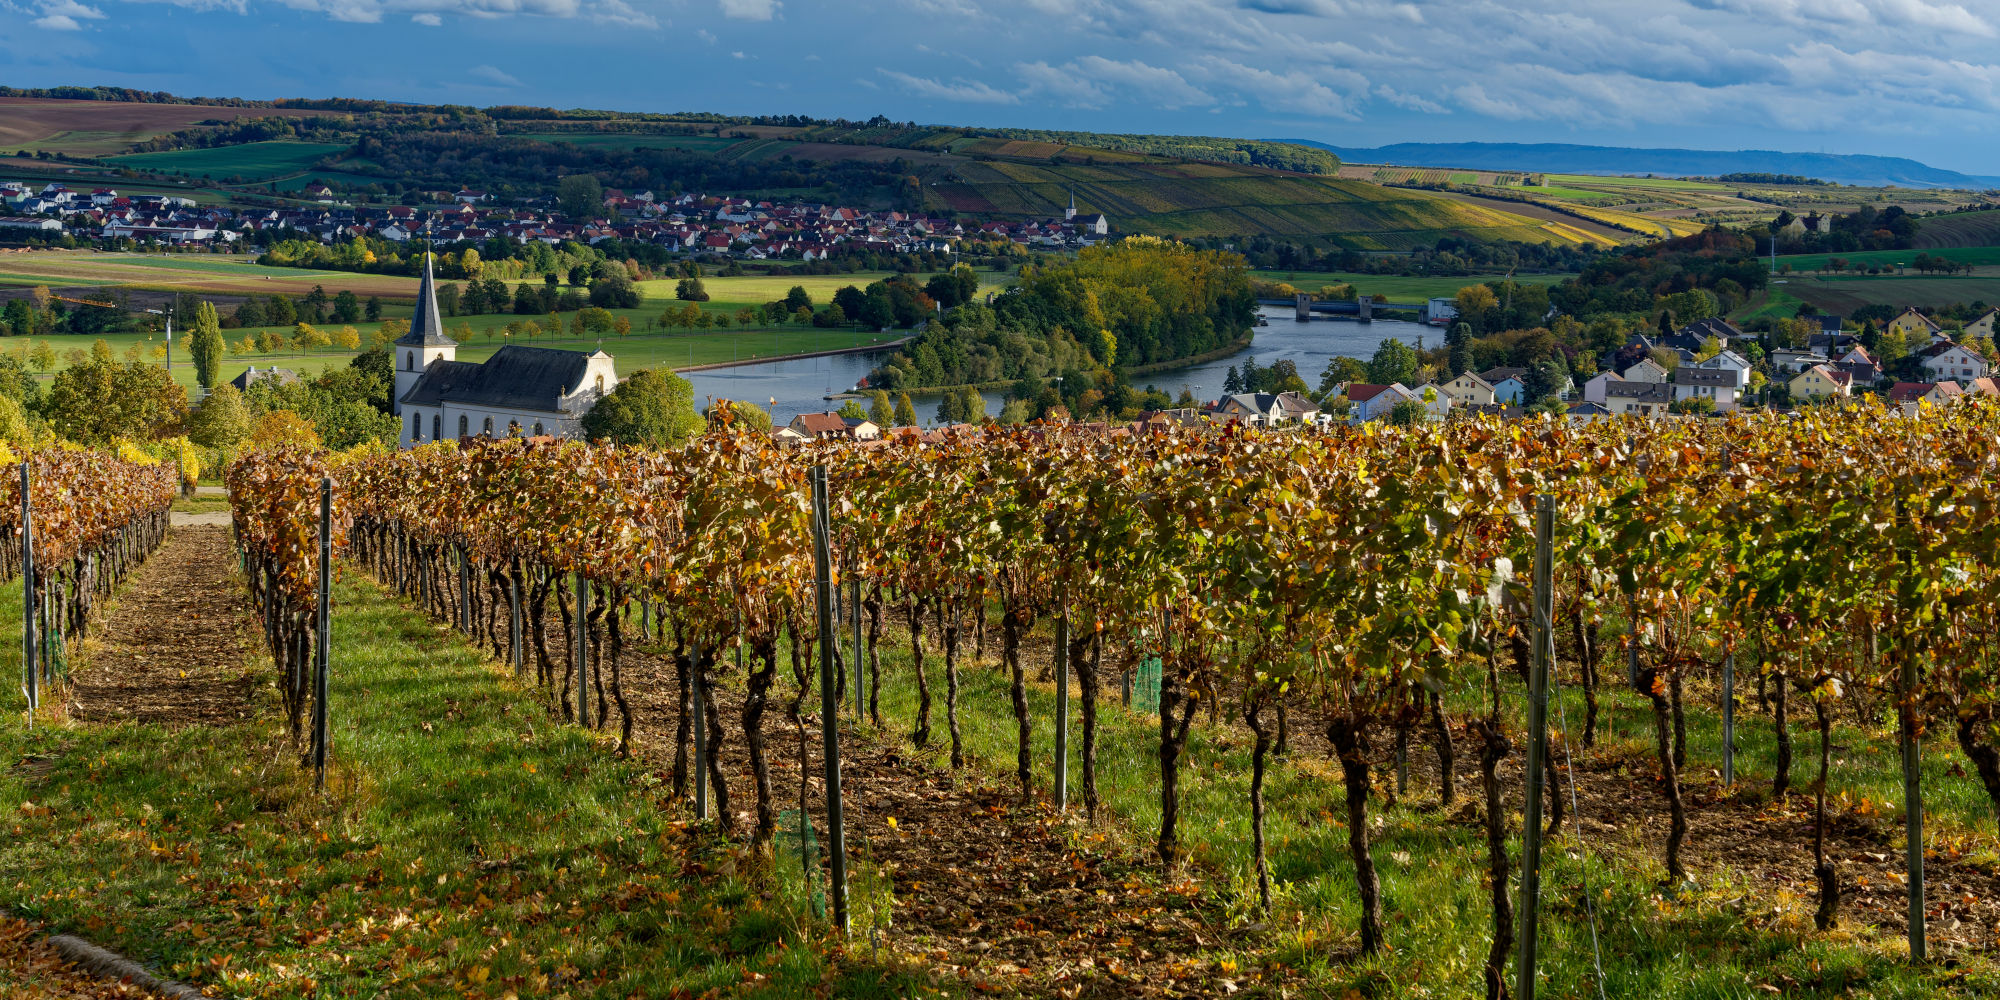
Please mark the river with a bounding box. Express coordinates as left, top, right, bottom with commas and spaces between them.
679, 306, 1435, 426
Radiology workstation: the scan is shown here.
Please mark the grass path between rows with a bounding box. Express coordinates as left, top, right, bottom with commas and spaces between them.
0, 529, 933, 999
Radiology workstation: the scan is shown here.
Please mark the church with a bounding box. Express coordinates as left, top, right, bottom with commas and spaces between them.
394, 253, 621, 448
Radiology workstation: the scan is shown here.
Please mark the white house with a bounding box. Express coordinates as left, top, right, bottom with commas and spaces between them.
1582, 370, 1623, 405
1621, 358, 1669, 383
1346, 383, 1417, 422
1917, 340, 1990, 382
1694, 349, 1752, 389
1671, 367, 1742, 411
396, 253, 620, 447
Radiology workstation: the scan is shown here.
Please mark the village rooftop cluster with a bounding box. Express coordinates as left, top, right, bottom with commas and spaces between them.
0, 181, 1113, 258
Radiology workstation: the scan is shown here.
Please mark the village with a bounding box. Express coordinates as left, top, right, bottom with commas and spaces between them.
0, 180, 1111, 258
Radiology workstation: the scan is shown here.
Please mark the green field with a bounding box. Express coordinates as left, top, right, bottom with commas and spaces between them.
1254, 269, 1567, 300
106, 141, 350, 181
1778, 246, 2000, 273
88, 255, 347, 278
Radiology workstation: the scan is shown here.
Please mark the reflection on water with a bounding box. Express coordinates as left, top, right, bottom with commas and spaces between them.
680, 306, 1433, 427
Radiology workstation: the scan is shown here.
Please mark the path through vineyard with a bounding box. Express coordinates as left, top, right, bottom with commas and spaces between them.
590, 619, 1264, 999
67, 524, 255, 726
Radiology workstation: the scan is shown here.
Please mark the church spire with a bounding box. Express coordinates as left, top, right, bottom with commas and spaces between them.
396, 248, 455, 347
1065, 187, 1076, 220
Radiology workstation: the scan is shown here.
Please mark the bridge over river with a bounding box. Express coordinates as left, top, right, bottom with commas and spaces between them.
1255, 293, 1434, 323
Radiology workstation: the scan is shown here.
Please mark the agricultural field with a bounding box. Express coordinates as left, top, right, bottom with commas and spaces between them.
1251, 269, 1567, 301
510, 132, 740, 153
104, 141, 349, 181
1778, 246, 2000, 273
0, 96, 332, 157
928, 159, 1593, 248
1913, 210, 2000, 249
1769, 275, 2000, 315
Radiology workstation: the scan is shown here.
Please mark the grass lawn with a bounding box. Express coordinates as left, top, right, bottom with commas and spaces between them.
0, 564, 927, 998
1252, 270, 1568, 301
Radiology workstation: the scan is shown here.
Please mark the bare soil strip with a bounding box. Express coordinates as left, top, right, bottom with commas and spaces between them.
67, 524, 257, 727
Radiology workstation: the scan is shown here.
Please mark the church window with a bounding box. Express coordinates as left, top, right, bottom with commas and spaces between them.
410, 414, 419, 440
405, 351, 414, 371
432, 414, 440, 440
458, 414, 468, 438
533, 422, 544, 436
482, 417, 493, 436
508, 420, 521, 437
595, 374, 605, 393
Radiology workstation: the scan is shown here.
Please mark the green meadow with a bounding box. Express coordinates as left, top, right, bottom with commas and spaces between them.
106, 141, 351, 181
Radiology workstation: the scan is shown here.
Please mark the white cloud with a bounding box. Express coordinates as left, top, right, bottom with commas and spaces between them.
410, 10, 438, 21
1374, 84, 1445, 114
717, 0, 775, 19
879, 68, 1020, 104
468, 64, 521, 87
34, 0, 101, 27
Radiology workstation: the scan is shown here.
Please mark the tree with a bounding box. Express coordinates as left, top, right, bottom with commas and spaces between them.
1222, 365, 1243, 394
42, 360, 188, 443
1387, 397, 1426, 426
868, 389, 893, 427
960, 387, 985, 423
675, 276, 710, 302
365, 296, 383, 321
705, 399, 772, 433
860, 285, 897, 329
250, 409, 320, 449
894, 392, 918, 427
1318, 356, 1369, 397
331, 289, 362, 323
1446, 322, 1473, 378
27, 340, 53, 372
837, 399, 869, 421
557, 174, 605, 221
186, 383, 252, 449
936, 389, 965, 425
188, 301, 226, 391
590, 269, 644, 309
580, 368, 703, 447
784, 286, 813, 312
1366, 338, 1419, 387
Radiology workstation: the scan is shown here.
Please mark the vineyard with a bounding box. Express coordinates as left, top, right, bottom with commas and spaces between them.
214, 405, 2000, 997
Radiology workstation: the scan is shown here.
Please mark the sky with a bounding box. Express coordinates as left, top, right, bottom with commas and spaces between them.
2, 0, 1997, 172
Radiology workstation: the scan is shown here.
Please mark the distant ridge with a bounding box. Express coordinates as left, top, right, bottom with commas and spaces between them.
1279, 140, 2000, 190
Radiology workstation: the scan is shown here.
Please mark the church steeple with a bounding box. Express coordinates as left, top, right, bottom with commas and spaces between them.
1065, 187, 1077, 221
396, 250, 456, 348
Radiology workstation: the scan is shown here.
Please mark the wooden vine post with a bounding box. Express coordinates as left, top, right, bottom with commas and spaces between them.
851, 545, 864, 720
692, 637, 707, 820
509, 572, 524, 678
1722, 649, 1736, 787
1515, 493, 1555, 1000
1054, 600, 1069, 813
1902, 632, 1925, 961
312, 476, 332, 792
810, 466, 850, 932
19, 461, 32, 727
575, 572, 590, 727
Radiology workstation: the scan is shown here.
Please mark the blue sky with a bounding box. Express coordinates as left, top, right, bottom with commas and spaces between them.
3, 0, 1997, 172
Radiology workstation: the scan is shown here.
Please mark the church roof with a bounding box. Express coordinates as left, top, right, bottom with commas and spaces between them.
395, 251, 455, 348
400, 345, 604, 413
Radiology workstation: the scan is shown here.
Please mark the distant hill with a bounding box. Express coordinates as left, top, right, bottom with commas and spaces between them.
1282, 140, 2000, 190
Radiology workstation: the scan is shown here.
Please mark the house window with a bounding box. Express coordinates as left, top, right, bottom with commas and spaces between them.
458, 414, 468, 438
482, 417, 493, 436
432, 414, 440, 440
